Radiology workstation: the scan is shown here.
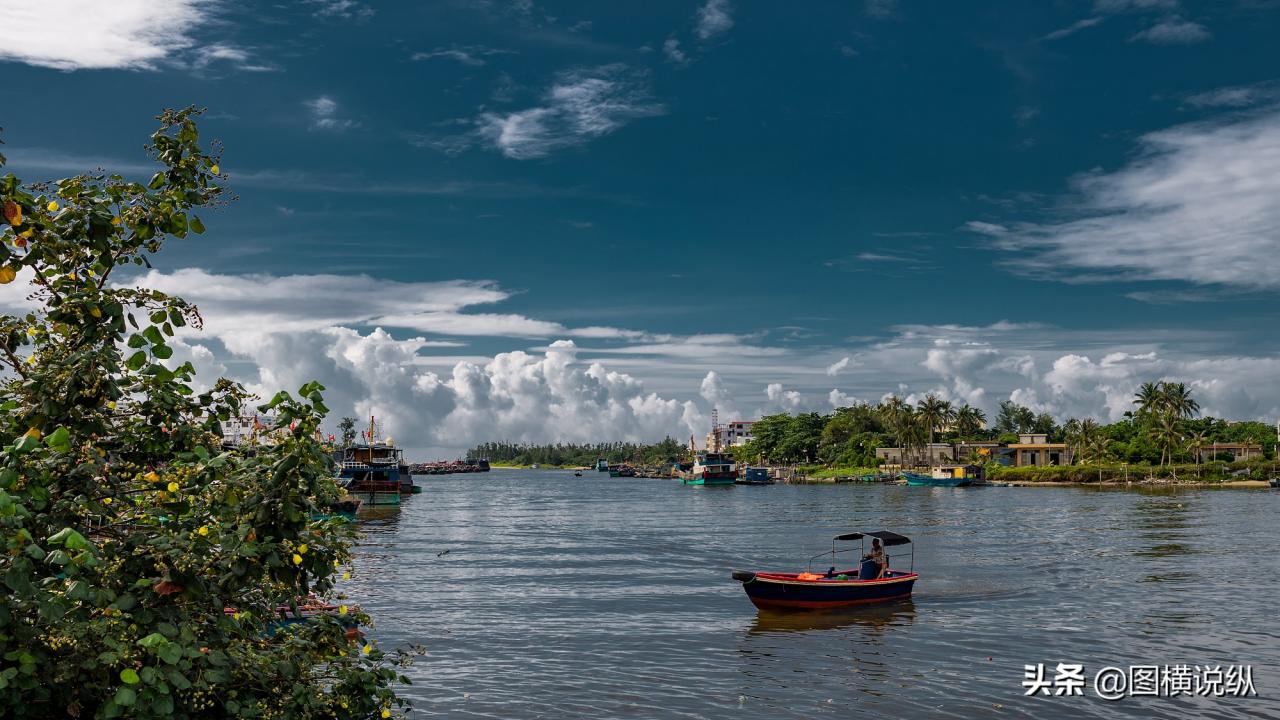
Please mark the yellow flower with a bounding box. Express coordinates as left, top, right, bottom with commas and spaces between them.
381, 710, 391, 719
342, 572, 350, 581
19, 228, 32, 238
340, 702, 348, 709
103, 497, 113, 505
361, 644, 372, 655
338, 605, 348, 616
47, 201, 58, 212
68, 272, 77, 280
232, 612, 242, 620
333, 559, 340, 568
111, 216, 122, 226
107, 401, 117, 410
297, 543, 308, 554
292, 553, 303, 565
25, 328, 35, 337
198, 526, 209, 537
210, 164, 220, 175
25, 355, 35, 366
167, 481, 179, 492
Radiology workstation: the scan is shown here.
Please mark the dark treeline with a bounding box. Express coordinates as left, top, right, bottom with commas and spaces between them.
468, 438, 687, 467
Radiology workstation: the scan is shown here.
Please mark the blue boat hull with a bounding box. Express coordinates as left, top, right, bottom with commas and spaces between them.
903, 473, 971, 487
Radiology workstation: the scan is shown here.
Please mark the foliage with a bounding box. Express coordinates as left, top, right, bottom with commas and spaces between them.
0, 109, 412, 718
468, 438, 687, 467
336, 417, 357, 449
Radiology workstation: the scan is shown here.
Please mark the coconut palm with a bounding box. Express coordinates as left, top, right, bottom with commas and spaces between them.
1161, 381, 1200, 421
1134, 381, 1164, 419
1149, 414, 1182, 468
916, 394, 951, 445
954, 404, 987, 438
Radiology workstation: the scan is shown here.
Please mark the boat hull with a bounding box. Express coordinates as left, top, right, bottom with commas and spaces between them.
735, 570, 917, 610
348, 486, 401, 506
682, 475, 735, 486
904, 473, 971, 487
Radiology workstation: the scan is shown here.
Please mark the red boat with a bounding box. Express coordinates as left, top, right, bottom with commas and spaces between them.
732, 531, 917, 610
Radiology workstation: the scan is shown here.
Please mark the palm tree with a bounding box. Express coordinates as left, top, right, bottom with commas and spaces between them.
1160, 382, 1200, 421
1134, 381, 1164, 419
916, 394, 950, 446
1149, 414, 1182, 469
954, 404, 986, 438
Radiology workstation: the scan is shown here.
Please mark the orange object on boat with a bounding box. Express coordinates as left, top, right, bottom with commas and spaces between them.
796, 572, 823, 581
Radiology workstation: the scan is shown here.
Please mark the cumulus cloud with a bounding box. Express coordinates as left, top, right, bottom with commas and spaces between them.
1130, 16, 1210, 44
0, 1, 212, 70
305, 96, 359, 132
968, 108, 1280, 291
663, 38, 688, 64
475, 64, 665, 159
826, 357, 851, 376
696, 0, 734, 39
1184, 81, 1280, 109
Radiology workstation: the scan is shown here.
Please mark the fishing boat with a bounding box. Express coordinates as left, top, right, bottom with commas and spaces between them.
226, 597, 361, 638
737, 467, 773, 485
903, 470, 971, 487
608, 465, 636, 477
681, 452, 737, 485
312, 497, 363, 522
732, 531, 917, 610
595, 458, 610, 472
336, 417, 408, 506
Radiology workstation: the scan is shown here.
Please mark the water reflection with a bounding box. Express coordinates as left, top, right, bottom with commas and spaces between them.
746, 600, 917, 635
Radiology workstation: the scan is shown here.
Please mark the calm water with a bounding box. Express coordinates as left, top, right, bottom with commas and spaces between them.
343, 470, 1280, 719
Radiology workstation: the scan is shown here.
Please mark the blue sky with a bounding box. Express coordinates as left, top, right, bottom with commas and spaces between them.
1, 1, 1278, 454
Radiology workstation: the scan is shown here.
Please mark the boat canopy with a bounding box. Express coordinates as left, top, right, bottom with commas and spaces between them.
835, 530, 912, 546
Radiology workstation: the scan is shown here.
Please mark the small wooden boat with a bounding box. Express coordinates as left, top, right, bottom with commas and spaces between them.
733, 531, 917, 610
574, 470, 583, 477
608, 465, 636, 477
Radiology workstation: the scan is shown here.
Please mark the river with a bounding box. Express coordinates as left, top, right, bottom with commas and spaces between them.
342, 470, 1280, 719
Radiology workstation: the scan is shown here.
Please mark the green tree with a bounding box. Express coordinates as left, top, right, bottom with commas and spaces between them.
995, 400, 1035, 434
915, 394, 951, 446
0, 109, 412, 718
952, 404, 986, 438
337, 416, 358, 448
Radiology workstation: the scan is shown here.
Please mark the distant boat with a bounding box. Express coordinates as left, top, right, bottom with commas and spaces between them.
595, 458, 610, 472
681, 452, 737, 486
1270, 478, 1280, 488
737, 467, 773, 485
902, 471, 970, 487
336, 418, 408, 505
574, 470, 583, 477
531, 464, 540, 469
608, 465, 636, 477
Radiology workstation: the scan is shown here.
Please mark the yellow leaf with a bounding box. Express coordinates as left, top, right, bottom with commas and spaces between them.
0, 267, 15, 284
210, 164, 220, 175
111, 216, 122, 226
2, 201, 21, 227
103, 497, 113, 505
198, 526, 209, 536
47, 201, 58, 212
24, 428, 40, 440
89, 307, 102, 318
361, 644, 372, 655
382, 710, 391, 719
167, 481, 179, 492
297, 543, 308, 554
144, 471, 159, 482
339, 605, 348, 615
107, 401, 117, 410
342, 572, 350, 581
292, 553, 303, 565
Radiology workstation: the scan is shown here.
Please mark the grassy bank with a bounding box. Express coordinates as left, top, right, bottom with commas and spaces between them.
988, 458, 1275, 484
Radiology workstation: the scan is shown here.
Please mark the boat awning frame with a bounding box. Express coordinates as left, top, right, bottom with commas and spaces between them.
834, 530, 912, 546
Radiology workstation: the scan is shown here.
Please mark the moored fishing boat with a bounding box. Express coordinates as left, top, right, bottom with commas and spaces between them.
595, 458, 610, 472
681, 452, 737, 485
903, 470, 971, 487
732, 531, 917, 610
336, 417, 408, 505
608, 464, 636, 477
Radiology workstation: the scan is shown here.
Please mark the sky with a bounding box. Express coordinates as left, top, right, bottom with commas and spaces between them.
1, 0, 1279, 457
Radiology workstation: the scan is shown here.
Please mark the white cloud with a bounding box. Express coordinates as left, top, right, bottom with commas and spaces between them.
969, 108, 1280, 290
1184, 81, 1280, 109
828, 389, 861, 408
1043, 17, 1105, 41
699, 371, 738, 420
0, 1, 211, 70
663, 38, 688, 64
696, 0, 734, 39
826, 357, 851, 376
193, 43, 274, 73
764, 383, 804, 413
305, 96, 358, 132
310, 1, 374, 20
476, 64, 665, 159
411, 45, 513, 66
1130, 16, 1210, 44
1094, 0, 1179, 12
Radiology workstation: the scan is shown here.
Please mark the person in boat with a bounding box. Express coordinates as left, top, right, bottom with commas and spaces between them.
866, 538, 888, 579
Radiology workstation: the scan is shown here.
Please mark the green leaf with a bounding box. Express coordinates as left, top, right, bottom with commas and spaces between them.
147, 172, 165, 190
113, 687, 136, 707
143, 326, 164, 345
189, 215, 205, 234
158, 643, 182, 665
127, 334, 146, 348
151, 344, 173, 360
125, 351, 146, 371
137, 633, 167, 649
43, 426, 70, 451
120, 668, 140, 685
